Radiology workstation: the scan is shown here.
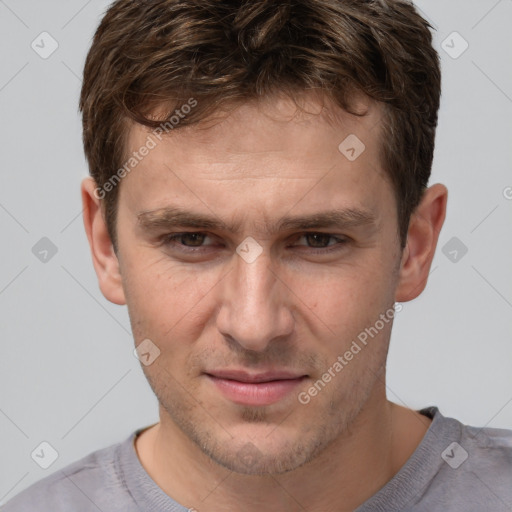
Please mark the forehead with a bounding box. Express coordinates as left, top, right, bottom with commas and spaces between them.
125, 93, 384, 170
119, 93, 392, 229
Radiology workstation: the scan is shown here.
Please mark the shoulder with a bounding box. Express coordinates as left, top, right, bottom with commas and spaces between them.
2, 435, 137, 512
427, 410, 512, 510
459, 421, 512, 484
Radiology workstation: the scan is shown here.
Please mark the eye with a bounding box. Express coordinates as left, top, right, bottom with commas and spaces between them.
163, 232, 214, 251
292, 233, 348, 252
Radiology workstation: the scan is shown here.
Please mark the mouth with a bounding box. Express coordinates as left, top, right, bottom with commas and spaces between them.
205, 370, 308, 406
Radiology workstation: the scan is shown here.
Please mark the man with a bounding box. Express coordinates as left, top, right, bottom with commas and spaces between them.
4, 0, 511, 510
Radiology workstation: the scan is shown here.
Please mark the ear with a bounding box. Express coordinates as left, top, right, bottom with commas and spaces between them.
81, 177, 126, 305
395, 183, 448, 302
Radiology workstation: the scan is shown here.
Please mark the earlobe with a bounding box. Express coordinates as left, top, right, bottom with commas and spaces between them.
81, 177, 126, 305
395, 183, 448, 303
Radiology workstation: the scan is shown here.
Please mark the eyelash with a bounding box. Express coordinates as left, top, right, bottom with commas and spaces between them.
161, 232, 348, 254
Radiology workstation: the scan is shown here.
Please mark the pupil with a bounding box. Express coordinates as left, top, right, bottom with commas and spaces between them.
184, 233, 204, 246
307, 234, 329, 247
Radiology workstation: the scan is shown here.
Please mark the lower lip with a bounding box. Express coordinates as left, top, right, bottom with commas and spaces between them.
207, 375, 306, 406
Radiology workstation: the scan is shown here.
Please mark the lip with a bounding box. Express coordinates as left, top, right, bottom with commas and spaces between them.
205, 370, 308, 406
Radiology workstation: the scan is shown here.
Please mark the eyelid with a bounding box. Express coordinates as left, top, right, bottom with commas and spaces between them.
292, 233, 348, 243
291, 233, 349, 253
162, 232, 215, 248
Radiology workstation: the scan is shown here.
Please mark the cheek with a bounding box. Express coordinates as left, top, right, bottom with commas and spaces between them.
121, 249, 223, 340
290, 254, 395, 330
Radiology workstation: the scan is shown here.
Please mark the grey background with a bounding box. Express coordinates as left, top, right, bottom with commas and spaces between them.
0, 0, 511, 504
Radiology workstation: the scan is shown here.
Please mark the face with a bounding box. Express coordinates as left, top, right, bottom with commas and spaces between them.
115, 93, 404, 475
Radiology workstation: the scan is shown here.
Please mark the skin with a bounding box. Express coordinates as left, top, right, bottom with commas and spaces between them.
82, 92, 447, 512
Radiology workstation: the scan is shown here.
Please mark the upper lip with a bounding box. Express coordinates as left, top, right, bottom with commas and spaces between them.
206, 370, 307, 383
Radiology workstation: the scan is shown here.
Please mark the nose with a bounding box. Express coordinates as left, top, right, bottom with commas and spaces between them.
216, 245, 295, 352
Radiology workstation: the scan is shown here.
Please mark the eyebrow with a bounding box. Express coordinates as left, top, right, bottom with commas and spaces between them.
137, 206, 377, 234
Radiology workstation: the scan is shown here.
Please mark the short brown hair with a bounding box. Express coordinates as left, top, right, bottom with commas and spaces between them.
79, 0, 441, 251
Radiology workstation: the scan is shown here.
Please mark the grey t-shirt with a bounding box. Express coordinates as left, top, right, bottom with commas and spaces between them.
3, 406, 512, 511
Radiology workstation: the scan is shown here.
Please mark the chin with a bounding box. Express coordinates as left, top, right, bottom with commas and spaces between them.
195, 424, 330, 476
209, 442, 312, 475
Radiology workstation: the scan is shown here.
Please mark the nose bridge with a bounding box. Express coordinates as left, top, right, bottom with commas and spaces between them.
237, 250, 275, 315
217, 246, 293, 351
